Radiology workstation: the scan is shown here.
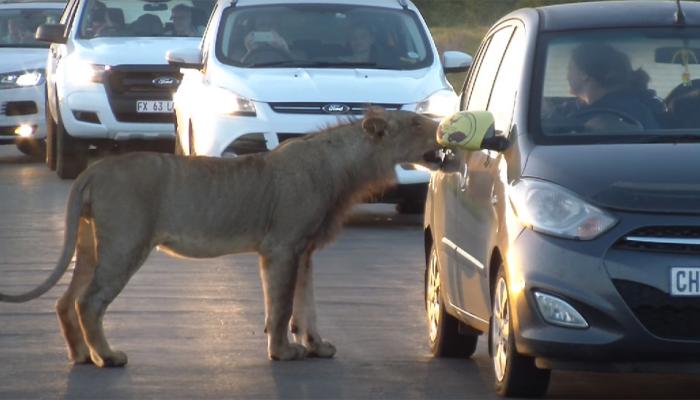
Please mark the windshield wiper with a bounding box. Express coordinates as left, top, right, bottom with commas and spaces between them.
246, 60, 378, 68
629, 134, 700, 143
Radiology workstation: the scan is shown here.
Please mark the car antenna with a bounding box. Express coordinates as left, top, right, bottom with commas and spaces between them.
675, 0, 686, 25
397, 0, 409, 10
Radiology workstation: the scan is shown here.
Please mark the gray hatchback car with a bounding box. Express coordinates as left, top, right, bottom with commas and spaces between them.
424, 1, 700, 397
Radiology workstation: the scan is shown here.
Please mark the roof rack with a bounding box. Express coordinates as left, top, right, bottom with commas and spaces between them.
397, 0, 408, 10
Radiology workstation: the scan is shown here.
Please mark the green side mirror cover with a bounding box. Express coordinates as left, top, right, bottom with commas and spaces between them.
436, 111, 495, 151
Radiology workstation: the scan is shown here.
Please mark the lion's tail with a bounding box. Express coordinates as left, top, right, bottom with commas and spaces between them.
0, 173, 89, 303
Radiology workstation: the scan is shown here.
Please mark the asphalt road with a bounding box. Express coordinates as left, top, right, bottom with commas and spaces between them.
0, 145, 699, 400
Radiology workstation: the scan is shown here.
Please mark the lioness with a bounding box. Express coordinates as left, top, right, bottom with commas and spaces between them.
0, 107, 440, 367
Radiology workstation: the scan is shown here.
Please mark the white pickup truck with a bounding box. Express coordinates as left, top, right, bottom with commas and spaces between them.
37, 0, 213, 178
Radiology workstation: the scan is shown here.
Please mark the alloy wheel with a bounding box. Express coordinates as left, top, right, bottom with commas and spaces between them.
427, 248, 441, 343
492, 276, 510, 382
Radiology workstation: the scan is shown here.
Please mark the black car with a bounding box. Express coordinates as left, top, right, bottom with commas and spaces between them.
425, 1, 700, 397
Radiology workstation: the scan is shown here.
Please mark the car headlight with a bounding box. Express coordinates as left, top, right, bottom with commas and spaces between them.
415, 90, 458, 118
0, 69, 45, 89
508, 178, 617, 240
66, 61, 109, 86
205, 87, 256, 116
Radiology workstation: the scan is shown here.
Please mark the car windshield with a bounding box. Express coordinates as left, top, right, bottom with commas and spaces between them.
0, 8, 62, 48
536, 28, 700, 144
216, 4, 433, 70
78, 0, 214, 38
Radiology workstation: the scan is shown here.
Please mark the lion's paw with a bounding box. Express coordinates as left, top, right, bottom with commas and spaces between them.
269, 343, 307, 361
93, 350, 128, 368
307, 340, 336, 358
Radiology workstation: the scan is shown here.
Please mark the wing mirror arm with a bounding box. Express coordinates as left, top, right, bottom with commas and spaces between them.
481, 136, 510, 152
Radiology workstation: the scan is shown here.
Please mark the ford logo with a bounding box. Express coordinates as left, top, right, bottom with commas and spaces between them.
152, 76, 180, 87
322, 104, 351, 114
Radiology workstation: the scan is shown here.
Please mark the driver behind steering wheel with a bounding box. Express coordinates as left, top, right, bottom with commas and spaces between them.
546, 42, 661, 132
243, 14, 289, 55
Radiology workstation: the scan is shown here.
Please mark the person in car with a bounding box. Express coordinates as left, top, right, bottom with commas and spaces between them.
340, 25, 376, 63
2, 18, 34, 44
546, 42, 661, 131
243, 14, 289, 54
164, 4, 203, 37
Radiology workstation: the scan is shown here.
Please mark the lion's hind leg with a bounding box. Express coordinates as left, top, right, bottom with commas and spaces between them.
291, 250, 336, 358
56, 218, 96, 364
75, 238, 152, 368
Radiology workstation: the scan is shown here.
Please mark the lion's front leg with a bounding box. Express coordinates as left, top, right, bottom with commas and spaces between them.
290, 251, 336, 358
259, 250, 307, 361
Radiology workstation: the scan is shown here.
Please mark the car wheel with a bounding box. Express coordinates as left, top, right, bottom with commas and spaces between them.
16, 139, 46, 159
55, 108, 87, 179
45, 100, 57, 170
492, 265, 550, 398
425, 244, 478, 357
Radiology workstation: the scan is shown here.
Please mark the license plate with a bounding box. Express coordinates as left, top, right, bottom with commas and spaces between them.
136, 100, 174, 113
670, 267, 700, 296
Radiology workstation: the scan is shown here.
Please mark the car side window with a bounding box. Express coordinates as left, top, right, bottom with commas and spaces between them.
487, 25, 525, 136
200, 3, 218, 62
466, 25, 515, 112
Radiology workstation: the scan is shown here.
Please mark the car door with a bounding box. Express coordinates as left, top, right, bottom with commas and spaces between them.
175, 2, 219, 153
442, 23, 525, 321
47, 0, 79, 121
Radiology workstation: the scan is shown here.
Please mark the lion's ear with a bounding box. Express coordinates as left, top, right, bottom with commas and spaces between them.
362, 107, 388, 138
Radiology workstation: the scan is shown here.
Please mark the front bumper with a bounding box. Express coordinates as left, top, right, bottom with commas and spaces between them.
0, 85, 46, 144
59, 85, 174, 141
189, 102, 431, 186
507, 212, 700, 370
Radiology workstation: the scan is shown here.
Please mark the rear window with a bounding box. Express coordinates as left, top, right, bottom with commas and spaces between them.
77, 0, 214, 38
534, 28, 700, 144
216, 4, 434, 70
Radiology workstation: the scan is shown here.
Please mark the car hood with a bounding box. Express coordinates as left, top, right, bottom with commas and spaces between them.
74, 37, 201, 66
522, 143, 700, 214
211, 66, 447, 104
0, 48, 48, 72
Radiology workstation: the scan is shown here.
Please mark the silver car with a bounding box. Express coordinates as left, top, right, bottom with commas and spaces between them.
424, 1, 700, 397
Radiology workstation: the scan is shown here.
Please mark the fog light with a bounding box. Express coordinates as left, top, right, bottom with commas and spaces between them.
14, 125, 34, 138
534, 291, 588, 328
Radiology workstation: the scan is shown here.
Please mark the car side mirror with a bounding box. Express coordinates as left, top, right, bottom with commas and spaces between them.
166, 47, 203, 69
442, 51, 472, 74
437, 111, 509, 152
35, 24, 67, 44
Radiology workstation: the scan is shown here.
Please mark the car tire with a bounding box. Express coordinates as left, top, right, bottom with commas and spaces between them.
425, 243, 478, 358
55, 108, 87, 180
491, 265, 550, 398
16, 139, 46, 159
45, 100, 57, 170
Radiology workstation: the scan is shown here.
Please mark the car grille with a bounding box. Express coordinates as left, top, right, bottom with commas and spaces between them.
613, 279, 700, 340
269, 102, 402, 115
0, 102, 5, 115
103, 65, 181, 123
613, 226, 700, 254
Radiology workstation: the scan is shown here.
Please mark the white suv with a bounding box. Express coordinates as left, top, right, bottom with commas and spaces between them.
37, 0, 214, 178
0, 1, 63, 158
167, 0, 471, 212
